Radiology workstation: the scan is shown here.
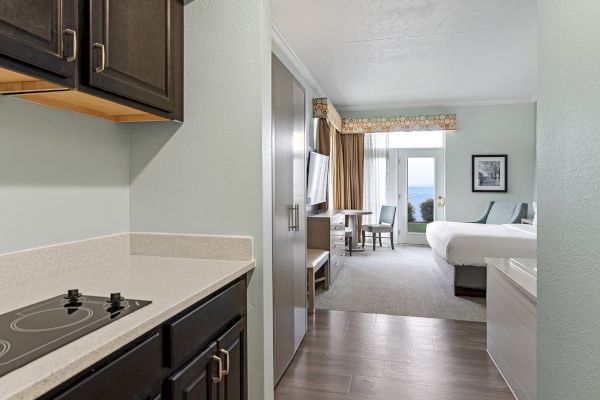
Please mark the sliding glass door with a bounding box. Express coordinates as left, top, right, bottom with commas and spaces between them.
396, 149, 445, 244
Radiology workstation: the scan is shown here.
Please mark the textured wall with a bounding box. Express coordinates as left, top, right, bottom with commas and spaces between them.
0, 97, 129, 254
538, 1, 600, 398
341, 103, 536, 222
128, 1, 272, 398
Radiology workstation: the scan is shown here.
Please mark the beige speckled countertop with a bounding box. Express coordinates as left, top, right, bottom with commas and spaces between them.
0, 254, 255, 400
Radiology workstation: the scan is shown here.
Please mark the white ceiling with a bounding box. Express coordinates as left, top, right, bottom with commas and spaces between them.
272, 0, 537, 110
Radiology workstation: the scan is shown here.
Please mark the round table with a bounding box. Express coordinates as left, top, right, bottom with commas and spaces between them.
343, 209, 373, 252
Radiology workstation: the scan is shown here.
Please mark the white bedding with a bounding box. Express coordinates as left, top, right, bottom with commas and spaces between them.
426, 221, 537, 267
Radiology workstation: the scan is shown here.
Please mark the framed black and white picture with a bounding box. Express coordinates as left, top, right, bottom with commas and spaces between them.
472, 155, 507, 192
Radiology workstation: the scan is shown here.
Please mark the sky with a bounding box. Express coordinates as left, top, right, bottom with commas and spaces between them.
408, 157, 435, 186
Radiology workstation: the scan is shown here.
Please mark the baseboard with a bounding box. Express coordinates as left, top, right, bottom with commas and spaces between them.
455, 286, 487, 297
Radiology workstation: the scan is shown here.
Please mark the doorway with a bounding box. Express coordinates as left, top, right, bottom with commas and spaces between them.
396, 149, 445, 244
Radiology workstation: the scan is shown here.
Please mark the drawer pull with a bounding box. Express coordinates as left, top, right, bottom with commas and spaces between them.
220, 349, 230, 376
211, 355, 224, 383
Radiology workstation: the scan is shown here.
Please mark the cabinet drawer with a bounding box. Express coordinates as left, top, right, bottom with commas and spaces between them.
331, 241, 344, 252
331, 222, 345, 235
331, 213, 344, 225
54, 333, 162, 400
166, 280, 246, 369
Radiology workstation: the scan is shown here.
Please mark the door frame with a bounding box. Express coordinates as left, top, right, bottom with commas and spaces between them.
396, 149, 446, 244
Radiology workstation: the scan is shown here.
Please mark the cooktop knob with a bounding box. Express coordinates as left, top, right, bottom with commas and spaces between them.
107, 293, 124, 307
64, 289, 82, 301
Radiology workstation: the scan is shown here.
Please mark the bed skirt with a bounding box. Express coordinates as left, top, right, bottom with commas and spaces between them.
431, 250, 487, 297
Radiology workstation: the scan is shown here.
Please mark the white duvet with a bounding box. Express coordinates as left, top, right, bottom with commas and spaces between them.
426, 221, 537, 267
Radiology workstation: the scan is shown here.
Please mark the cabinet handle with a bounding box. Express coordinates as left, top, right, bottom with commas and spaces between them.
288, 205, 300, 231
288, 205, 294, 231
92, 43, 106, 73
220, 349, 230, 376
211, 355, 223, 383
294, 204, 300, 231
63, 29, 77, 62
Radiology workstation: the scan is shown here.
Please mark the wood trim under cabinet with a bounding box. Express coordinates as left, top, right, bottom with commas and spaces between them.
18, 90, 166, 122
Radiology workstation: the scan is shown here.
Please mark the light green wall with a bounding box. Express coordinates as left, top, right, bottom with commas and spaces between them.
0, 96, 129, 254
342, 103, 536, 221
128, 1, 272, 399
538, 1, 600, 398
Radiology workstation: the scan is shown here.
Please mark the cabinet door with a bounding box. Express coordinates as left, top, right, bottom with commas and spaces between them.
88, 0, 180, 114
0, 0, 78, 78
169, 342, 219, 400
217, 317, 247, 400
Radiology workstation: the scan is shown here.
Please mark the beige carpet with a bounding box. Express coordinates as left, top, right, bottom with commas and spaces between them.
315, 245, 486, 322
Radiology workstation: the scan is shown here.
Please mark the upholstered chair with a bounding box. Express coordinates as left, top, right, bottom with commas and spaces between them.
470, 201, 528, 224
362, 205, 396, 251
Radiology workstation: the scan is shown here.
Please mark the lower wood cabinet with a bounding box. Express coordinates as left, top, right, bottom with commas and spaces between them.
217, 317, 247, 400
42, 277, 248, 400
169, 317, 247, 400
169, 342, 219, 400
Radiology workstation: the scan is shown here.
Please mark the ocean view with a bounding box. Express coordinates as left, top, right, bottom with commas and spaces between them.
408, 186, 434, 222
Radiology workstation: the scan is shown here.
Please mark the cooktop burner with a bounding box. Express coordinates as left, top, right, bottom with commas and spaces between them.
0, 290, 150, 378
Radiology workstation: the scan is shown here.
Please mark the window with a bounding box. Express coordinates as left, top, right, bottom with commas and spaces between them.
387, 130, 445, 149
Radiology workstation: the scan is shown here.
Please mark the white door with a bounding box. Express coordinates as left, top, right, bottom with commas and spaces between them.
396, 149, 445, 244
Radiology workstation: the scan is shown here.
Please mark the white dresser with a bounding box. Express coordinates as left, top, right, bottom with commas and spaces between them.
485, 257, 537, 400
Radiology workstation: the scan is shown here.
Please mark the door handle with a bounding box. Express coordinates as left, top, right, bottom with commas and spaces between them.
435, 196, 446, 207
288, 205, 294, 231
63, 29, 77, 62
211, 355, 224, 383
220, 349, 230, 376
92, 43, 106, 73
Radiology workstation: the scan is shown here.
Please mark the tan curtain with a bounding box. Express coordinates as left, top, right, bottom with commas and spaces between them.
332, 131, 364, 233
317, 118, 331, 156
316, 119, 332, 210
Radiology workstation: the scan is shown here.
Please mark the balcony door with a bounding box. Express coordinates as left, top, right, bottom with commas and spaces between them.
396, 149, 445, 244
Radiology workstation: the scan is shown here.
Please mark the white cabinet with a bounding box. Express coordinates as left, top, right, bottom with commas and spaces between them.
486, 258, 537, 400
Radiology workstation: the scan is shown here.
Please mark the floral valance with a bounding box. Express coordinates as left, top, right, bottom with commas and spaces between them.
342, 114, 457, 134
312, 98, 342, 132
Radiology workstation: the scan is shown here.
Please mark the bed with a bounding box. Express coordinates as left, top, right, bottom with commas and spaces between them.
426, 221, 537, 296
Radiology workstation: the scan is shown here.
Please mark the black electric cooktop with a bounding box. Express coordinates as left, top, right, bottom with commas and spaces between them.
0, 290, 151, 378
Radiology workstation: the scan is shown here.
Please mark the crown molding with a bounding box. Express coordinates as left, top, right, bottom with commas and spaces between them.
336, 97, 537, 113
271, 22, 326, 98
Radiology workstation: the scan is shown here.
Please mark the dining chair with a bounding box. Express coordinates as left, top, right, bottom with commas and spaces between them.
362, 205, 396, 251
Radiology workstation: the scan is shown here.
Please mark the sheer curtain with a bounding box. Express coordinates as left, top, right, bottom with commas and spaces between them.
363, 132, 392, 226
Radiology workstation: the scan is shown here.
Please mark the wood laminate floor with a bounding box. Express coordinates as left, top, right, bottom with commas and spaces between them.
275, 309, 515, 400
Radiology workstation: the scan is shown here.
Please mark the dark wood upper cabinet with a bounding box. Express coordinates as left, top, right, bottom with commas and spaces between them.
87, 0, 181, 116
0, 0, 183, 122
0, 0, 78, 82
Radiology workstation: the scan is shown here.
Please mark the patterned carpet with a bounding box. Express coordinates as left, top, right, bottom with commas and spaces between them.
315, 245, 486, 322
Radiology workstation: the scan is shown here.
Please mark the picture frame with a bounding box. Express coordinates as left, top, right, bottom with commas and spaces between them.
472, 155, 507, 192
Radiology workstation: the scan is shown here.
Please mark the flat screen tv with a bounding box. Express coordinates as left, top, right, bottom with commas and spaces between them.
307, 151, 329, 206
